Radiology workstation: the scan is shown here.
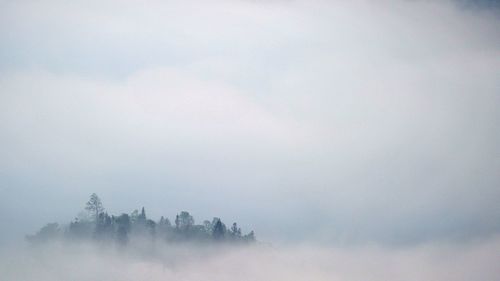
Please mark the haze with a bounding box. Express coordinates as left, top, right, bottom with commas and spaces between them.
0, 0, 499, 279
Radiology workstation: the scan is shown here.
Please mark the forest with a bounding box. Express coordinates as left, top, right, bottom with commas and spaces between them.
26, 193, 256, 245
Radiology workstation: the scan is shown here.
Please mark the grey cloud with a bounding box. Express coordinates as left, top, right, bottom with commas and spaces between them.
0, 0, 499, 246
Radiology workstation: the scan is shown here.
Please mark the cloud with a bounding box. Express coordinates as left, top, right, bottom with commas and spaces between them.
0, 0, 499, 245
2, 237, 500, 281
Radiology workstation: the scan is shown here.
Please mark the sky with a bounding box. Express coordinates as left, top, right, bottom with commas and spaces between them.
0, 0, 499, 247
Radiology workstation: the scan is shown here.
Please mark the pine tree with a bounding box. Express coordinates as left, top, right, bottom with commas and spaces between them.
85, 193, 104, 223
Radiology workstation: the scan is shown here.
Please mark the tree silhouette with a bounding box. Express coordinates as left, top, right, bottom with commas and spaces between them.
28, 193, 256, 246
177, 211, 194, 230
115, 213, 131, 245
230, 222, 242, 239
212, 218, 226, 240
85, 193, 104, 222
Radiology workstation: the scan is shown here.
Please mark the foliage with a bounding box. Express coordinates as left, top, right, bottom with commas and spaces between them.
85, 193, 104, 222
26, 223, 61, 242
27, 194, 256, 246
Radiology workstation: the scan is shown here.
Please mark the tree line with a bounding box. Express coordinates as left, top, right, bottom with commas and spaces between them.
27, 193, 256, 245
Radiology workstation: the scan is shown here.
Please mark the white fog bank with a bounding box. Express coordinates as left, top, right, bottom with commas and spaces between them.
2, 237, 500, 281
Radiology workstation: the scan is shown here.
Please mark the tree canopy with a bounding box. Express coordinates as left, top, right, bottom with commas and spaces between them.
27, 193, 256, 246
85, 193, 104, 222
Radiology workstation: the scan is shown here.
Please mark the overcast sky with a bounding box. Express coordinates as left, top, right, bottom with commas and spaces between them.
0, 0, 499, 246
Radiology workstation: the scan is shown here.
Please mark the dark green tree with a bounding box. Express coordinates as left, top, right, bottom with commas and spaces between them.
212, 218, 226, 240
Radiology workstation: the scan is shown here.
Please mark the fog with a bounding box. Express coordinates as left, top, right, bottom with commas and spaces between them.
2, 237, 500, 281
0, 0, 499, 279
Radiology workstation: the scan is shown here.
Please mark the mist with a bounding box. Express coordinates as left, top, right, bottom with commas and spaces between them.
0, 0, 499, 279
2, 237, 500, 281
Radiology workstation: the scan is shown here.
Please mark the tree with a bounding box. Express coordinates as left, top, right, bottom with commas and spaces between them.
94, 212, 113, 240
175, 214, 180, 229
27, 198, 258, 245
230, 222, 242, 238
130, 209, 139, 223
157, 216, 172, 237
146, 219, 156, 237
130, 207, 150, 236
212, 218, 226, 240
85, 193, 104, 222
203, 220, 212, 234
139, 207, 146, 222
115, 213, 131, 245
177, 211, 194, 230
26, 223, 60, 243
159, 216, 172, 228
244, 230, 256, 242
